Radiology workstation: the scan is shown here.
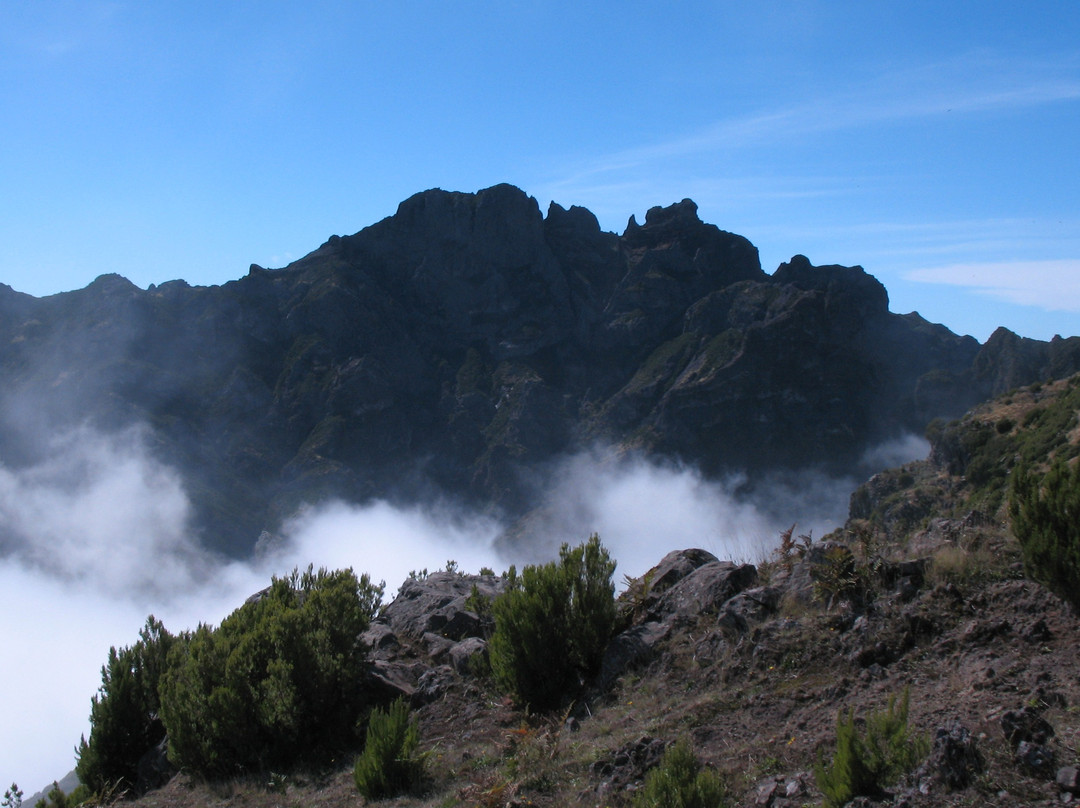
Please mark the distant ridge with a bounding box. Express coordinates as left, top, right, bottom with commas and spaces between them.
1, 183, 1077, 554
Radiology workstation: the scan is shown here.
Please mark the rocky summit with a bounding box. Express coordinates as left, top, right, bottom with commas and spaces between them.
1, 183, 1078, 555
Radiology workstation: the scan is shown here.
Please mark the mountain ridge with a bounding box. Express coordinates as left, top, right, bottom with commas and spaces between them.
0, 183, 1077, 556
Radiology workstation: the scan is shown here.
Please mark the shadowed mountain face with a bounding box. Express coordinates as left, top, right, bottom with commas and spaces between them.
1, 183, 1077, 555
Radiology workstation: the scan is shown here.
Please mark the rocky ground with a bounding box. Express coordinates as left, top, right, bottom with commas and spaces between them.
129, 543, 1079, 807
123, 380, 1080, 807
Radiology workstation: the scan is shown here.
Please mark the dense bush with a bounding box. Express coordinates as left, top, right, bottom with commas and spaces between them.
75, 616, 177, 793
1009, 457, 1080, 609
631, 740, 730, 808
815, 689, 928, 808
30, 782, 91, 808
489, 534, 616, 711
353, 698, 424, 799
159, 566, 382, 777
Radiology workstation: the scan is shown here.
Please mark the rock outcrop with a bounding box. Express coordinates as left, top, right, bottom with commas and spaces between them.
362, 571, 505, 702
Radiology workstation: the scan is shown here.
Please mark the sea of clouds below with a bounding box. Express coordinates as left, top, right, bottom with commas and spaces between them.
0, 424, 928, 794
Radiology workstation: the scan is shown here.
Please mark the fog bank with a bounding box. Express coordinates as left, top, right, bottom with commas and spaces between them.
0, 425, 928, 793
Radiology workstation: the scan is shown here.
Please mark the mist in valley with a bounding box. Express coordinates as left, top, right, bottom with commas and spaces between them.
0, 420, 928, 794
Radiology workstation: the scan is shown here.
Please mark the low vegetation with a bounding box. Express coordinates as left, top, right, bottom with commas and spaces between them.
631, 740, 730, 808
815, 689, 929, 808
489, 533, 616, 711
1009, 456, 1080, 609
352, 698, 424, 800
75, 617, 176, 794
160, 566, 382, 777
75, 566, 383, 790
926, 374, 1080, 511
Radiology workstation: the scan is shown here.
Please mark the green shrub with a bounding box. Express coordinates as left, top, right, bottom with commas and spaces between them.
632, 740, 730, 808
815, 689, 929, 808
465, 583, 493, 619
811, 545, 868, 608
32, 782, 92, 808
159, 566, 382, 777
75, 616, 177, 793
489, 534, 616, 711
3, 784, 22, 808
1009, 458, 1080, 609
353, 698, 424, 800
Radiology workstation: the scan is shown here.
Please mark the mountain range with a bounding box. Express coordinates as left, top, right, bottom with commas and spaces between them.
1, 183, 1077, 556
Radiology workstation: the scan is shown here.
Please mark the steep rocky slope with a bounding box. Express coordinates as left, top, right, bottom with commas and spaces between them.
2, 184, 1078, 558
111, 376, 1080, 808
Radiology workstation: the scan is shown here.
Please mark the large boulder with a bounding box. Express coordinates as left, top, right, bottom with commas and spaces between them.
380, 571, 504, 641
620, 548, 720, 622
649, 561, 758, 622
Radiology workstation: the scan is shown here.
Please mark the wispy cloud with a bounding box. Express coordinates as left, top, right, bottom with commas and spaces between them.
538, 52, 1080, 205
4, 1, 123, 58
752, 216, 1080, 260
905, 259, 1080, 313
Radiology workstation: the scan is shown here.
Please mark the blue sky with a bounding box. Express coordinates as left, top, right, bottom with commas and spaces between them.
0, 2, 1077, 342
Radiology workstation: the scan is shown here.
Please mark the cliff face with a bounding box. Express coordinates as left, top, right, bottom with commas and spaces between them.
0, 184, 1075, 554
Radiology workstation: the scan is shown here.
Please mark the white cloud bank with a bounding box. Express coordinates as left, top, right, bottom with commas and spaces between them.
505, 449, 864, 582
905, 259, 1080, 314
0, 425, 927, 793
0, 425, 205, 598
0, 425, 511, 793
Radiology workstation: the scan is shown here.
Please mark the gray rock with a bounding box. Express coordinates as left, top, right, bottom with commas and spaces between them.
590, 735, 669, 800
415, 665, 456, 704
618, 549, 719, 621
1058, 766, 1080, 794
753, 772, 812, 807
722, 586, 781, 626
646, 548, 720, 592
919, 720, 983, 790
422, 631, 455, 663
362, 622, 400, 657
598, 621, 672, 689
1015, 740, 1056, 777
754, 778, 779, 806
382, 571, 504, 641
366, 659, 426, 701
1001, 706, 1055, 747
650, 561, 757, 621
449, 637, 488, 675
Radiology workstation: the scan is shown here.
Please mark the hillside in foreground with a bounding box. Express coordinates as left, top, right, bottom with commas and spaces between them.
49, 375, 1079, 808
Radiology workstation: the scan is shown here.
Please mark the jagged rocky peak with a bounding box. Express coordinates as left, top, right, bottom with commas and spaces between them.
772, 254, 890, 319
613, 199, 765, 308
544, 200, 604, 238
972, 325, 1080, 396
644, 197, 701, 227
86, 273, 143, 296
387, 183, 546, 258
622, 197, 703, 233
